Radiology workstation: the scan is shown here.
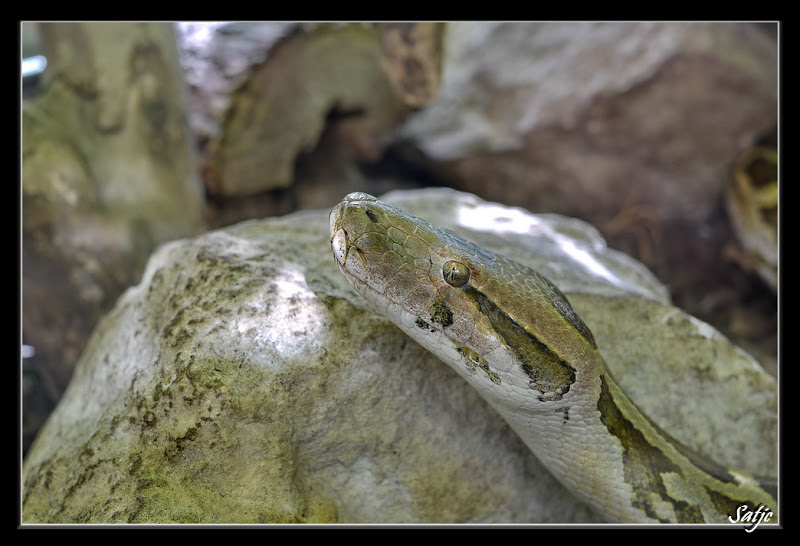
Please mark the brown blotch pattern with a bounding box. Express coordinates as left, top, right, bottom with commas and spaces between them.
597, 375, 705, 523
464, 287, 575, 400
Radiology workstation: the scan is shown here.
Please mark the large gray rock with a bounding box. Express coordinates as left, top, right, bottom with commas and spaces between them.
400, 22, 776, 224
22, 23, 206, 452
22, 189, 776, 523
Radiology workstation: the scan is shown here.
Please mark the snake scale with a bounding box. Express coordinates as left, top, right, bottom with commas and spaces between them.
329, 192, 777, 525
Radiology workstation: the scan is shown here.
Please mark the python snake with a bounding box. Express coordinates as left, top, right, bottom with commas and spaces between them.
329, 192, 777, 524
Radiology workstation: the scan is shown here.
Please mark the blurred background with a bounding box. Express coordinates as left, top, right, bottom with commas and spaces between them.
21, 22, 778, 454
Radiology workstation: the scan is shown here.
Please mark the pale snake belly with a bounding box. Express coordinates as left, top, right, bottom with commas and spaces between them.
329, 192, 777, 525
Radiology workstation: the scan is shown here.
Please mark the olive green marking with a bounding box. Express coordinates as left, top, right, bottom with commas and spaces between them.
463, 286, 575, 400
457, 346, 501, 384
534, 271, 597, 349
664, 431, 738, 486
429, 297, 454, 328
704, 488, 761, 522
597, 375, 705, 523
704, 484, 777, 522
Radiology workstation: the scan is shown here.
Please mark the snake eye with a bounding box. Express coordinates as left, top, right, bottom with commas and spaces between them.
443, 260, 470, 287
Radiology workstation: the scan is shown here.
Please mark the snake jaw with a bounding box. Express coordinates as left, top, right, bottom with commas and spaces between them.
330, 228, 347, 265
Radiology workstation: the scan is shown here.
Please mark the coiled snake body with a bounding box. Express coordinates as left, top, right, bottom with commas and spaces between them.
330, 192, 776, 524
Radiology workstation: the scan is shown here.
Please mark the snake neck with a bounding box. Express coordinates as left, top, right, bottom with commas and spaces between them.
495, 351, 777, 523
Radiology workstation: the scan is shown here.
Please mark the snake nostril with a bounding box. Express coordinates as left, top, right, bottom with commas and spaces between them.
365, 209, 379, 223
